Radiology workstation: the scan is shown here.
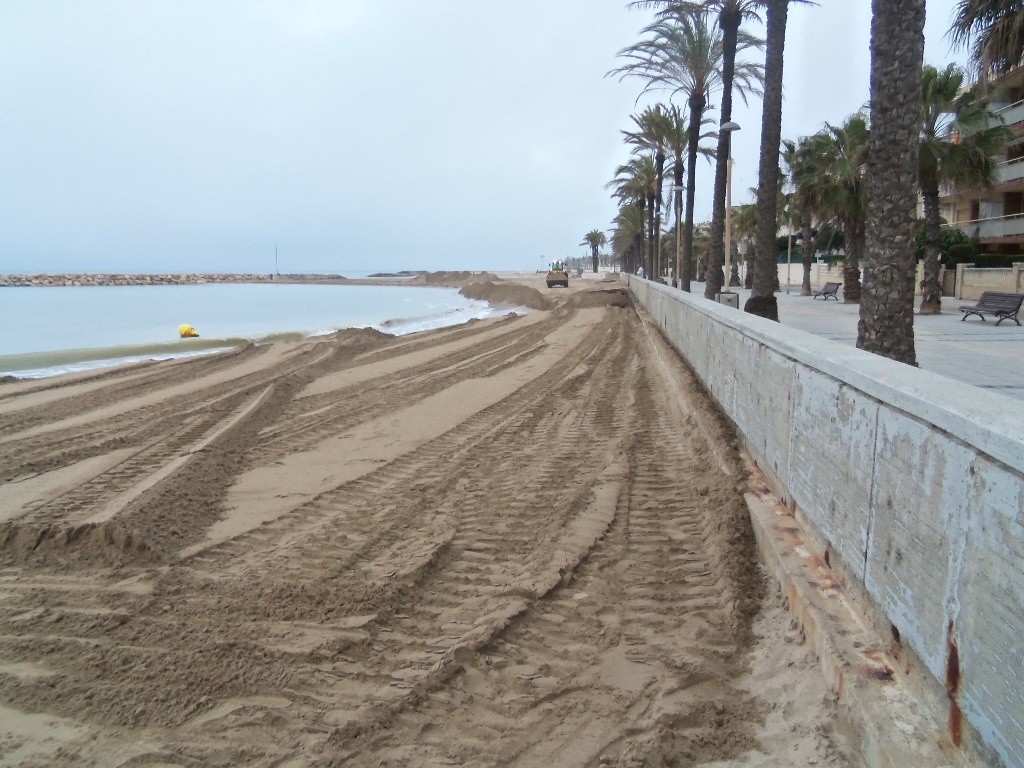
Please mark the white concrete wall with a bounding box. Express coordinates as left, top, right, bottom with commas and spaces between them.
955, 265, 1024, 299
789, 262, 951, 297
627, 276, 1024, 767
954, 266, 1019, 299
776, 262, 857, 293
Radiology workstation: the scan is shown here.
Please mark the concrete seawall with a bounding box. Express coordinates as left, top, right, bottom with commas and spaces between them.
627, 276, 1024, 767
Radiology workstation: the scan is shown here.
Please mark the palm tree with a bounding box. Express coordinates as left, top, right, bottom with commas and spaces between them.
784, 136, 823, 296
746, 0, 814, 320
732, 202, 758, 286
611, 10, 763, 291
804, 115, 871, 304
856, 0, 925, 365
581, 230, 608, 274
632, 1, 764, 299
951, 0, 1024, 76
612, 204, 645, 273
661, 105, 690, 286
778, 195, 800, 290
692, 224, 712, 278
918, 63, 1011, 314
622, 106, 672, 277
607, 154, 659, 276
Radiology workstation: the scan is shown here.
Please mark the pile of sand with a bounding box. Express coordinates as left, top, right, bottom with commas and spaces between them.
412, 270, 499, 286
570, 287, 632, 309
459, 280, 550, 310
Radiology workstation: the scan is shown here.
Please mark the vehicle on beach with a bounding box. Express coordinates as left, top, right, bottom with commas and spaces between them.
546, 261, 569, 288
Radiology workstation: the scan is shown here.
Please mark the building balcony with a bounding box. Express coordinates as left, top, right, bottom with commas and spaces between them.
997, 155, 1024, 184
995, 98, 1024, 128
938, 156, 1024, 197
955, 212, 1024, 241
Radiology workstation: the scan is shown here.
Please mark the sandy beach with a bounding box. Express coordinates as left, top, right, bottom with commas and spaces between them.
0, 274, 850, 767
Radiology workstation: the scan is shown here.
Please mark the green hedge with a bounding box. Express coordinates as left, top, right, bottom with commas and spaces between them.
945, 243, 976, 267
971, 254, 1024, 268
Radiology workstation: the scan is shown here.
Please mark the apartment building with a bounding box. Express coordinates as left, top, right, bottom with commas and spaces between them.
939, 65, 1024, 256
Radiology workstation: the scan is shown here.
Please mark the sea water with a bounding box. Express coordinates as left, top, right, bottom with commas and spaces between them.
0, 283, 514, 379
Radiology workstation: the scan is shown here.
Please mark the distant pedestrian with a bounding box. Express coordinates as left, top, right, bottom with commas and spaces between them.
636, 265, 645, 278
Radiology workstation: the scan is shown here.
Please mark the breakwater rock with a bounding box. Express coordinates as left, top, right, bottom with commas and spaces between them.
0, 273, 345, 287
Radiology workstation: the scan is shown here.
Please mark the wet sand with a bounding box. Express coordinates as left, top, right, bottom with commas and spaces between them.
0, 274, 851, 767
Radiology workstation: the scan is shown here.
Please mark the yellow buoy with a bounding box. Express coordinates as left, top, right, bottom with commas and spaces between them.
178, 324, 199, 338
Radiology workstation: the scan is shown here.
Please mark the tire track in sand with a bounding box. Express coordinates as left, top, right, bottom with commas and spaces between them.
0, 342, 326, 484
0, 341, 350, 551
170, 310, 638, 763
0, 306, 635, 764
245, 311, 563, 465
0, 287, 827, 768
331, 309, 765, 767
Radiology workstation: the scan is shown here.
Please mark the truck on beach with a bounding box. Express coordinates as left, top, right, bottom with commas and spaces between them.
546, 261, 569, 288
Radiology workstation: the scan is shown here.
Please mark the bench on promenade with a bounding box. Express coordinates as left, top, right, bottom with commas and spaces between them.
959, 291, 1024, 326
811, 281, 842, 300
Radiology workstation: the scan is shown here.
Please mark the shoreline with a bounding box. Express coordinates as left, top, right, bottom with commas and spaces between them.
0, 272, 345, 288
0, 275, 545, 380
0, 269, 511, 289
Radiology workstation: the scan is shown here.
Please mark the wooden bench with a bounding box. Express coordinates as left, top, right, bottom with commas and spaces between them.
959, 291, 1024, 326
812, 281, 842, 300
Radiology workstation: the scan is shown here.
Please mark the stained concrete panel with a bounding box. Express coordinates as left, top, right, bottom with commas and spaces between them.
705, 321, 738, 415
680, 305, 710, 376
788, 368, 877, 579
956, 456, 1024, 767
863, 409, 975, 684
730, 337, 796, 490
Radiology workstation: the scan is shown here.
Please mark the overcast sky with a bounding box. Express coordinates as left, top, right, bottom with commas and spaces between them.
0, 1, 972, 275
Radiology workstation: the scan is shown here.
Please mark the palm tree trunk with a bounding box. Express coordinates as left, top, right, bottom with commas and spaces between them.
919, 164, 943, 314
673, 158, 684, 288
637, 198, 647, 275
857, 0, 924, 365
705, 12, 740, 300
646, 194, 657, 278
654, 151, 665, 280
800, 211, 815, 296
844, 216, 865, 303
682, 95, 705, 292
746, 0, 789, 321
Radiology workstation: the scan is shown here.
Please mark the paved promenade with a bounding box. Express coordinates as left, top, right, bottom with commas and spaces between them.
696, 282, 1024, 401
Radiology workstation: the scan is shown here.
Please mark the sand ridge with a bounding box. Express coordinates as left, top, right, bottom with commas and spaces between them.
0, 274, 851, 766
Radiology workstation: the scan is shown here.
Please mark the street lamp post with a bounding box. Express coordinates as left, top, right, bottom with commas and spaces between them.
720, 121, 741, 306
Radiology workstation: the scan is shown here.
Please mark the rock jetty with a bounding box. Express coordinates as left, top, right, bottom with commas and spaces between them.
0, 273, 345, 287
